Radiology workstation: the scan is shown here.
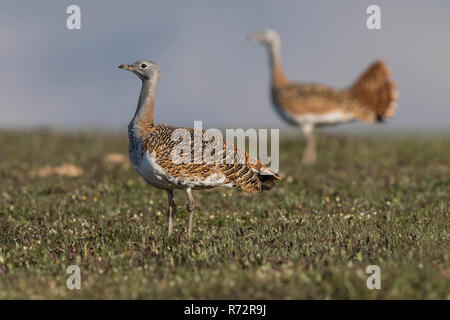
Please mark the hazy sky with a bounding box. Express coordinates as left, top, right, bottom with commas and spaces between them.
0, 1, 449, 131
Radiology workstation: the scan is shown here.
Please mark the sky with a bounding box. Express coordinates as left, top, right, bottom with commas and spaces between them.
0, 0, 449, 131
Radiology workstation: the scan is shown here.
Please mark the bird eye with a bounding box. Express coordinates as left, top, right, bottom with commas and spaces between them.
141, 64, 148, 68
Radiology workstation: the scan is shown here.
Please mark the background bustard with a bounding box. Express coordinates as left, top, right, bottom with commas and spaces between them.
119, 60, 280, 238
249, 29, 398, 165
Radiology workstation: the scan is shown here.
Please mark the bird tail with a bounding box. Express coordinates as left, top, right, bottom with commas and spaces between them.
254, 165, 281, 191
258, 173, 280, 191
349, 60, 398, 122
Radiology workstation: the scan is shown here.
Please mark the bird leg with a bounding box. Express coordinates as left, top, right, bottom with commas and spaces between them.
302, 123, 316, 165
186, 188, 195, 238
167, 190, 176, 235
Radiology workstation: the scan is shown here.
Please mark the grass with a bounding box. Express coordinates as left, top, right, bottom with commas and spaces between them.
0, 129, 448, 299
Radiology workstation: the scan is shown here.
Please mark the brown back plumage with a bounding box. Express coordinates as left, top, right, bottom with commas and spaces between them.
273, 84, 353, 114
348, 60, 397, 122
135, 125, 280, 193
271, 60, 397, 124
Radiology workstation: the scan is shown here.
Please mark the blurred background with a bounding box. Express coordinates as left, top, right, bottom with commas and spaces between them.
0, 0, 449, 131
1, 2, 449, 300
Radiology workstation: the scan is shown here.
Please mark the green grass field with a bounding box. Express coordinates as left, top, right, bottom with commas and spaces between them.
0, 129, 448, 299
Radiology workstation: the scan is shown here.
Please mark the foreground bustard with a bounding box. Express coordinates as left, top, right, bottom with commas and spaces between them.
249, 29, 398, 164
119, 60, 280, 238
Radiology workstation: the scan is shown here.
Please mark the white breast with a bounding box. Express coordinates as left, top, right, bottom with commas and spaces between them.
130, 147, 234, 190
134, 150, 177, 189
276, 107, 355, 126
295, 111, 355, 124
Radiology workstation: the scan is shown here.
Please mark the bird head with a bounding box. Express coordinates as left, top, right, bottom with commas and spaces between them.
119, 60, 160, 82
248, 29, 280, 47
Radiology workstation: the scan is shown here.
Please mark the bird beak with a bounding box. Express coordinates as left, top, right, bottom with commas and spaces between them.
248, 33, 264, 42
119, 64, 133, 71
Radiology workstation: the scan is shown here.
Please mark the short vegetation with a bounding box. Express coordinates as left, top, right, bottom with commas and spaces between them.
0, 130, 448, 299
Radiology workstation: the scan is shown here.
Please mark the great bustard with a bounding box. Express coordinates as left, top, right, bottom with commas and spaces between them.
249, 29, 397, 164
119, 60, 280, 238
